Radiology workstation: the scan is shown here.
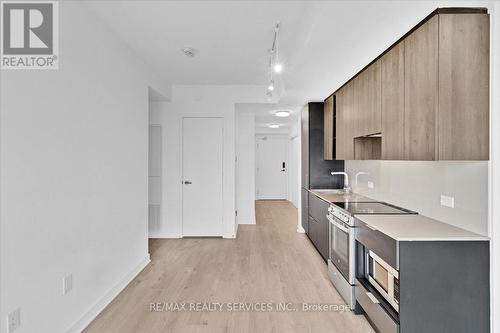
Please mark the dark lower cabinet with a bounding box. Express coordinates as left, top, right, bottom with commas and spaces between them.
308, 216, 317, 245
307, 192, 330, 261
356, 219, 490, 333
301, 188, 309, 234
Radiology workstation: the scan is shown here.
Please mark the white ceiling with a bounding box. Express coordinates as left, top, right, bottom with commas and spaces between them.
86, 1, 314, 87
236, 103, 298, 130
86, 0, 495, 120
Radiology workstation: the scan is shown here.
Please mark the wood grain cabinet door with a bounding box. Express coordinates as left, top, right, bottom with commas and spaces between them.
438, 13, 490, 160
336, 84, 354, 161
404, 16, 439, 161
343, 82, 356, 160
324, 95, 334, 160
335, 89, 346, 160
381, 42, 405, 160
357, 61, 382, 137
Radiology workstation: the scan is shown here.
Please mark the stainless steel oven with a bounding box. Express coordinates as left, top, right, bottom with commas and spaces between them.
327, 205, 357, 309
328, 206, 355, 284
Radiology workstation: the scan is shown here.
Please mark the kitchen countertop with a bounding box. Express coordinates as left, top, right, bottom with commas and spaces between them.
307, 189, 376, 203
355, 214, 489, 242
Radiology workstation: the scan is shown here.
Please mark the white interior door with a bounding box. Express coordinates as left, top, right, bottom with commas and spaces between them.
256, 135, 288, 199
182, 117, 223, 236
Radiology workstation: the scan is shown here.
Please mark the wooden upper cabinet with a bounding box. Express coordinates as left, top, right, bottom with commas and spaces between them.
381, 42, 405, 160
335, 84, 355, 160
330, 9, 489, 161
438, 14, 490, 160
404, 16, 439, 161
324, 95, 334, 160
343, 82, 355, 160
335, 88, 346, 160
356, 60, 382, 137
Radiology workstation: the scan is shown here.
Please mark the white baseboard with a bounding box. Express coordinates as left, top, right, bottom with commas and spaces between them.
66, 255, 151, 333
148, 232, 182, 238
237, 217, 256, 225
297, 225, 305, 233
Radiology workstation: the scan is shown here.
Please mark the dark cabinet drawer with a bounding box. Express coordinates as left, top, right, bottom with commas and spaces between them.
355, 217, 398, 269
308, 216, 318, 245
356, 280, 399, 333
308, 192, 330, 261
308, 192, 329, 223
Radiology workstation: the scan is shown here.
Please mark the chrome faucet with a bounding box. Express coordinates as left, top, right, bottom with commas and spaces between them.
331, 172, 351, 192
355, 171, 369, 185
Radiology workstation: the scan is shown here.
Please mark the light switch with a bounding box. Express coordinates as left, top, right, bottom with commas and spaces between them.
63, 274, 73, 295
440, 195, 455, 208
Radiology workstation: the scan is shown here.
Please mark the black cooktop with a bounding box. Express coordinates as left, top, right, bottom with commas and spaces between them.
333, 201, 416, 215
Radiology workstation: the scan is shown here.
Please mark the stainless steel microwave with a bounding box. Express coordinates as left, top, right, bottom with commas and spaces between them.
365, 250, 400, 312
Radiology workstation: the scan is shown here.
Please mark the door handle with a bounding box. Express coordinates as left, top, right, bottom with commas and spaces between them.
183, 181, 192, 185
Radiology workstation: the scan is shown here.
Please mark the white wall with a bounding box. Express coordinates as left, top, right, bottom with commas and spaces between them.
0, 2, 169, 333
151, 86, 268, 238
236, 112, 256, 225
288, 120, 300, 208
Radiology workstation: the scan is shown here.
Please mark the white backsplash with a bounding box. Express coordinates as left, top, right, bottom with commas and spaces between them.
346, 160, 489, 236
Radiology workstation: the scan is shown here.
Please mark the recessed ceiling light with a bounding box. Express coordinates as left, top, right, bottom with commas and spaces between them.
268, 80, 275, 91
181, 46, 197, 57
275, 110, 290, 117
268, 124, 281, 129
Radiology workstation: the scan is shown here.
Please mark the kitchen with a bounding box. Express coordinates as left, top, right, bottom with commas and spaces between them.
1, 1, 500, 333
301, 7, 490, 333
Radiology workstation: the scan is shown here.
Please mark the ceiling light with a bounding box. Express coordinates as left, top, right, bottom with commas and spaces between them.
268, 124, 281, 129
275, 110, 290, 117
268, 81, 275, 91
273, 63, 283, 73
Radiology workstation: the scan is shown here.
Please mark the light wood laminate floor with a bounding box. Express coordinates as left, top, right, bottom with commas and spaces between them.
84, 200, 374, 333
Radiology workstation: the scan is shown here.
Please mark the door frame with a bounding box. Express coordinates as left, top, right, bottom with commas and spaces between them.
255, 133, 289, 200
179, 115, 225, 237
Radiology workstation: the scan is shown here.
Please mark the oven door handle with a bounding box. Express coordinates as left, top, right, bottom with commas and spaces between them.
327, 215, 350, 233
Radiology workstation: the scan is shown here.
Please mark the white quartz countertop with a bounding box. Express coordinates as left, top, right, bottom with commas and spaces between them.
355, 214, 489, 242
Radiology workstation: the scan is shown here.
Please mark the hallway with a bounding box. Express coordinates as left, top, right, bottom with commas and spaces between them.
84, 201, 374, 332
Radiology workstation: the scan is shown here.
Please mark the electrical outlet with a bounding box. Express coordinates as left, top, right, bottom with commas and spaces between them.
7, 308, 21, 332
63, 274, 73, 295
440, 195, 455, 208
367, 181, 374, 189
